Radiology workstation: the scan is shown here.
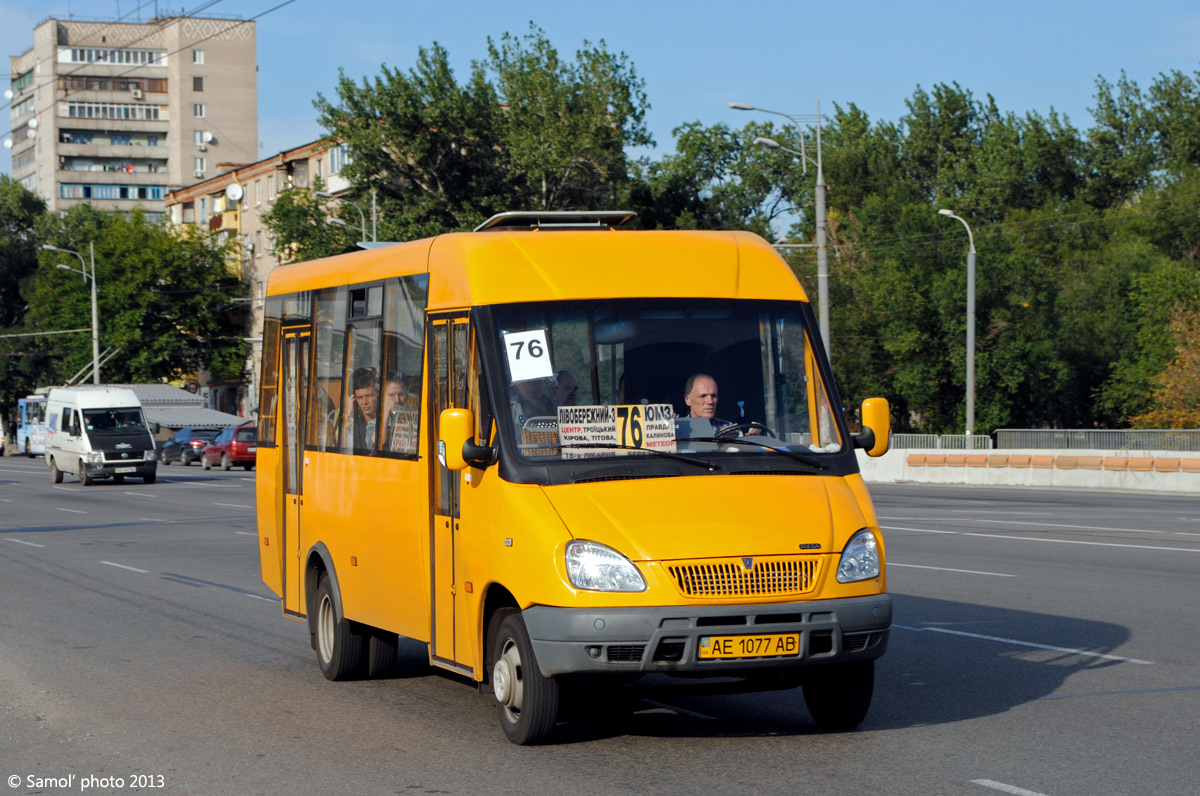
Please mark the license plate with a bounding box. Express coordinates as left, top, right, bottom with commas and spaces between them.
698, 633, 801, 660
247, 446, 257, 452
115, 466, 137, 473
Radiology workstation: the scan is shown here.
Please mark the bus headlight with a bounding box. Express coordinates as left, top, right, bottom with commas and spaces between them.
565, 540, 647, 592
86, 451, 104, 464
836, 529, 881, 583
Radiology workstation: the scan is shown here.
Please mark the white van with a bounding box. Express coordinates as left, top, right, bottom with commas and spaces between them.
45, 387, 158, 485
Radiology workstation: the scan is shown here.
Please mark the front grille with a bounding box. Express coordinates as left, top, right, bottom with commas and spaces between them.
666, 556, 821, 598
606, 645, 645, 662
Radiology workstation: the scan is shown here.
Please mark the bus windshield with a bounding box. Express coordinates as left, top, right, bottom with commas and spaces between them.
490, 298, 843, 464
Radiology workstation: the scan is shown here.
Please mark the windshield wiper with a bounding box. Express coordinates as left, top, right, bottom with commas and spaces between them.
551, 443, 720, 471
676, 437, 829, 471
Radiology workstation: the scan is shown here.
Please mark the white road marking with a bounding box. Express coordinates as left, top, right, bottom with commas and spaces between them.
122, 491, 157, 499
4, 538, 45, 548
889, 563, 1014, 577
233, 531, 256, 536
895, 625, 1153, 664
975, 519, 1162, 535
971, 779, 1050, 796
881, 525, 1200, 554
57, 507, 86, 514
100, 561, 149, 574
214, 503, 252, 509
245, 593, 277, 602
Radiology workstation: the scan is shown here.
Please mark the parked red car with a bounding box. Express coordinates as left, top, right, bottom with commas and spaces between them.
201, 424, 257, 471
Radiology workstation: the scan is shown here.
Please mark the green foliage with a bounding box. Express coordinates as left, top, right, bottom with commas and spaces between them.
260, 178, 359, 263
24, 206, 246, 386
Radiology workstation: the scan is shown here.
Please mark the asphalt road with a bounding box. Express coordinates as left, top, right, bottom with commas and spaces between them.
1, 454, 1198, 796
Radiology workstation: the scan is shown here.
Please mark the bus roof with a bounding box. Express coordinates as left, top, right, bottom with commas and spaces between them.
265, 227, 808, 310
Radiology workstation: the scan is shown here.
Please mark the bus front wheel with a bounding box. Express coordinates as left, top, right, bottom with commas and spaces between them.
801, 660, 874, 731
489, 610, 559, 745
49, 458, 63, 484
77, 460, 93, 486
315, 573, 365, 680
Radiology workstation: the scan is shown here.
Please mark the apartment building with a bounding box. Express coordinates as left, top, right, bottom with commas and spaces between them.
164, 139, 352, 415
7, 14, 257, 218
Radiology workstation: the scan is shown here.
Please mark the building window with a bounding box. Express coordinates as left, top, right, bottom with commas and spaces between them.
268, 175, 275, 201
255, 230, 263, 258
147, 135, 159, 146
255, 179, 261, 205
193, 103, 205, 118
193, 76, 204, 92
315, 158, 323, 180
200, 198, 206, 218
194, 157, 206, 174
193, 49, 204, 65
330, 144, 350, 175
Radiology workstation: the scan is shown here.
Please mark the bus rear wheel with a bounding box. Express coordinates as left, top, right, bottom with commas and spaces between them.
489, 610, 559, 745
314, 573, 365, 680
25, 439, 32, 458
801, 660, 874, 731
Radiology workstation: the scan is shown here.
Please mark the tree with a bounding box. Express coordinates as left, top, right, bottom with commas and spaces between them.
1129, 308, 1200, 428
311, 27, 652, 243
0, 176, 48, 408
26, 206, 246, 385
486, 24, 651, 210
261, 178, 360, 264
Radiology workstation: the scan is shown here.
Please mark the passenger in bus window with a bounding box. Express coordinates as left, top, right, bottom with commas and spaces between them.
511, 377, 557, 429
550, 370, 579, 406
383, 372, 418, 455
350, 367, 380, 453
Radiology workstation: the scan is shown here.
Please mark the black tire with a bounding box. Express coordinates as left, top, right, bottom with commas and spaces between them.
113, 475, 125, 485
159, 449, 170, 465
49, 457, 63, 484
489, 610, 559, 745
801, 660, 875, 731
181, 452, 192, 466
201, 455, 211, 470
242, 462, 254, 471
77, 459, 93, 487
221, 453, 231, 471
25, 439, 32, 458
366, 629, 399, 678
314, 573, 366, 680
143, 472, 156, 485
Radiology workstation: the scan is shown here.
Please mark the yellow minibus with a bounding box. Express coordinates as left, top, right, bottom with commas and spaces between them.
256, 210, 892, 744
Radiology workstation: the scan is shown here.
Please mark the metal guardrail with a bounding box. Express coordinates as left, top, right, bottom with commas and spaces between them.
892, 434, 993, 450
995, 429, 1200, 452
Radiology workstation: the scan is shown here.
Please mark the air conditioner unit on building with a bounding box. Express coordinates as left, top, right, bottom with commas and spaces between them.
131, 89, 143, 99
196, 144, 207, 151
194, 170, 205, 178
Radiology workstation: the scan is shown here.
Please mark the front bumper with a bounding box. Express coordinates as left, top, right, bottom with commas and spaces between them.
522, 594, 891, 677
83, 460, 157, 479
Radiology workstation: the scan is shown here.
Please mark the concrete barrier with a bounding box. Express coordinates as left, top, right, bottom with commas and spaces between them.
856, 447, 1200, 493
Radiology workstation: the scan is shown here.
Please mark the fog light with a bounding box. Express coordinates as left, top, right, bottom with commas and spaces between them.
586, 645, 602, 659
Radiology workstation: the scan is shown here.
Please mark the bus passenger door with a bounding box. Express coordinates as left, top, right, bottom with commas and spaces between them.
429, 316, 471, 671
281, 331, 310, 615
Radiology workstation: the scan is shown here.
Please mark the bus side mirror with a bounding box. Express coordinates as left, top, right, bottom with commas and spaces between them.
854, 397, 890, 457
439, 408, 494, 471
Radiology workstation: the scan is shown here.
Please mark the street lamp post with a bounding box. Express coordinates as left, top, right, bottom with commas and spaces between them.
731, 100, 829, 358
44, 242, 100, 385
315, 191, 372, 243
938, 209, 977, 437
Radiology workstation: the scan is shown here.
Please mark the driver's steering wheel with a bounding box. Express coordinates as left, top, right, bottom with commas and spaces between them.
715, 422, 777, 439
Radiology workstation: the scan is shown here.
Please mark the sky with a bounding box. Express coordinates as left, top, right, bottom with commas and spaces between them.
4, 0, 1200, 177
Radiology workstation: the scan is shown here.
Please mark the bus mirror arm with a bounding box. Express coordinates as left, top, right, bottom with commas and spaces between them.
462, 438, 496, 467
440, 408, 494, 470
852, 427, 875, 451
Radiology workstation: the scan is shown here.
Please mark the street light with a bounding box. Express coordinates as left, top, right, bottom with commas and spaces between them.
732, 100, 829, 358
938, 209, 977, 437
315, 191, 371, 243
43, 243, 100, 385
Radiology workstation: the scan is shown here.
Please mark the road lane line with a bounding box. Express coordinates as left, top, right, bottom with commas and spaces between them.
245, 593, 277, 602
971, 780, 1050, 796
975, 519, 1162, 535
895, 625, 1153, 664
881, 525, 1200, 553
1040, 684, 1200, 700
215, 503, 252, 509
57, 508, 86, 514
889, 563, 1014, 577
123, 492, 158, 498
233, 531, 256, 536
100, 561, 149, 574
4, 538, 46, 548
